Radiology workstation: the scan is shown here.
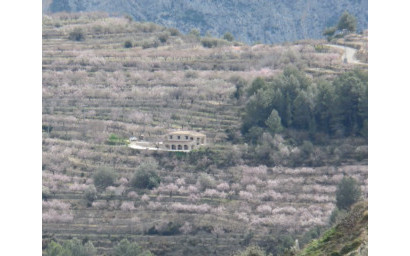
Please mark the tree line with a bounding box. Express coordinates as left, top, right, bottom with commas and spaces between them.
241, 68, 368, 142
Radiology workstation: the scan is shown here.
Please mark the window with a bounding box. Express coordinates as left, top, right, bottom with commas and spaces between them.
190, 137, 193, 140
172, 145, 176, 150
191, 145, 195, 150
169, 135, 173, 139
178, 136, 181, 140
184, 145, 188, 150
185, 136, 188, 140
178, 145, 182, 150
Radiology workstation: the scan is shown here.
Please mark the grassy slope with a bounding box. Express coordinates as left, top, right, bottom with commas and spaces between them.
297, 201, 368, 256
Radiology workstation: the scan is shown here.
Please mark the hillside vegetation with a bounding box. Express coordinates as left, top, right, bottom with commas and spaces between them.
42, 13, 367, 256
43, 0, 368, 44
296, 201, 368, 256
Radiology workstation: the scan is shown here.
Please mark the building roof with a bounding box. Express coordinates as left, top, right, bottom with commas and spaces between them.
166, 130, 206, 137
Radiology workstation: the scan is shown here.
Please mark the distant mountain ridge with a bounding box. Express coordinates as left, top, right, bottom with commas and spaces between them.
44, 0, 368, 44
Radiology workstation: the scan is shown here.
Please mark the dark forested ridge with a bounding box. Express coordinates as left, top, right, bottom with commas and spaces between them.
43, 0, 368, 44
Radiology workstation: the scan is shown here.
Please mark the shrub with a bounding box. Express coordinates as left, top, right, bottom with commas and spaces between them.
340, 240, 362, 255
314, 44, 329, 52
323, 26, 336, 38
130, 161, 160, 189
124, 14, 133, 23
336, 177, 361, 210
84, 186, 97, 205
68, 28, 85, 41
189, 28, 200, 38
42, 186, 51, 201
45, 238, 96, 256
201, 37, 218, 48
235, 246, 268, 256
158, 33, 169, 43
168, 27, 180, 36
124, 40, 133, 48
113, 239, 153, 256
198, 173, 216, 191
93, 167, 117, 189
45, 241, 66, 256
329, 208, 347, 225
64, 238, 96, 256
141, 40, 159, 49
223, 32, 234, 42
184, 70, 198, 79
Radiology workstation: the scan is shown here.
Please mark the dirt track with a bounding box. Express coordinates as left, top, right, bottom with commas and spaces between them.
325, 44, 363, 64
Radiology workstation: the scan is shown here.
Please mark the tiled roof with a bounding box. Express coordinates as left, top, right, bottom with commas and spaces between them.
167, 131, 206, 137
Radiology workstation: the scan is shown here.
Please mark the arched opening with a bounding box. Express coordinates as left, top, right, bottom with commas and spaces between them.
178, 145, 182, 150
172, 145, 176, 150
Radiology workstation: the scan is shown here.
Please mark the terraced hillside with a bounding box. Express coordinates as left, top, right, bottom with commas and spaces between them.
42, 13, 368, 255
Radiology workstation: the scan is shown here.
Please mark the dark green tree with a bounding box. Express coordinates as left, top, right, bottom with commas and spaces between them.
130, 160, 160, 189
265, 109, 283, 134
332, 70, 367, 136
315, 81, 335, 134
246, 77, 266, 96
336, 177, 361, 210
230, 76, 247, 100
93, 167, 117, 189
323, 26, 337, 37
242, 88, 274, 135
337, 11, 357, 33
292, 92, 314, 130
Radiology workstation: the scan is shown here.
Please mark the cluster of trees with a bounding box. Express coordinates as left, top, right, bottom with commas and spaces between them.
45, 238, 153, 256
323, 11, 357, 40
93, 160, 160, 191
242, 68, 367, 142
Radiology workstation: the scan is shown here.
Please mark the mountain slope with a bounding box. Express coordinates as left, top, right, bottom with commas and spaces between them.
44, 0, 368, 44
297, 201, 368, 256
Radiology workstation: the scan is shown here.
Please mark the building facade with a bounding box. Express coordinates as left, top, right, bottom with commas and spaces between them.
163, 131, 206, 151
